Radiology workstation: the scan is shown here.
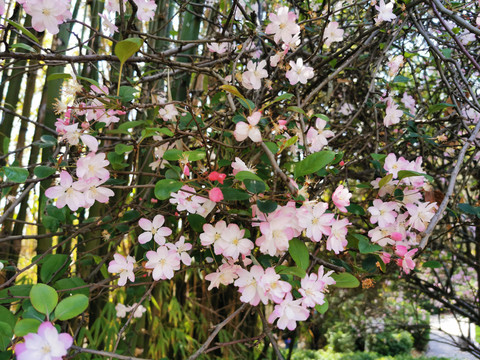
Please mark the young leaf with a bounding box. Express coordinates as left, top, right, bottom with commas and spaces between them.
154, 179, 183, 200
34, 166, 56, 178
14, 319, 42, 337
294, 151, 335, 178
288, 238, 309, 271
4, 166, 29, 183
54, 294, 89, 321
114, 38, 144, 64
331, 273, 360, 288
30, 284, 58, 315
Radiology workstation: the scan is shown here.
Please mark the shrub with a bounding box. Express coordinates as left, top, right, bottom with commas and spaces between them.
366, 331, 413, 356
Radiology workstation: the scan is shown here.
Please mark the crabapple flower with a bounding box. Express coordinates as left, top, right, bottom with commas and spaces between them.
395, 245, 418, 274
207, 42, 230, 54
327, 217, 350, 254
339, 103, 355, 116
368, 199, 399, 228
323, 22, 344, 47
145, 246, 181, 280
306, 118, 334, 152
268, 293, 309, 330
74, 177, 114, 208
138, 215, 172, 245
215, 224, 254, 259
231, 157, 255, 175
159, 104, 178, 121
76, 152, 110, 180
108, 253, 135, 286
375, 0, 396, 24
234, 265, 268, 306
200, 221, 227, 247
401, 92, 416, 114
332, 185, 351, 213
0, 0, 4, 15
299, 266, 334, 308
387, 55, 404, 77
234, 111, 262, 142
286, 58, 314, 85
298, 202, 335, 242
45, 171, 85, 211
383, 99, 403, 127
405, 202, 437, 232
241, 60, 268, 90
205, 261, 241, 290
99, 13, 118, 35
262, 267, 292, 304
170, 236, 193, 266
23, 0, 72, 34
209, 187, 224, 202
15, 321, 73, 360
115, 303, 130, 318
384, 153, 410, 178
368, 226, 396, 247
170, 185, 207, 214
265, 6, 300, 44
134, 0, 156, 21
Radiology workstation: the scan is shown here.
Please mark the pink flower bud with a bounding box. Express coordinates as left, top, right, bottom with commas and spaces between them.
208, 171, 226, 184
183, 164, 190, 176
339, 160, 345, 166
116, 110, 127, 115
381, 252, 391, 264
151, 198, 158, 203
209, 187, 224, 202
390, 232, 403, 241
81, 122, 90, 130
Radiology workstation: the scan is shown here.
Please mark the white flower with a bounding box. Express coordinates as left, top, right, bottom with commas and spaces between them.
286, 58, 314, 85
375, 0, 396, 24
241, 60, 268, 90
323, 22, 344, 47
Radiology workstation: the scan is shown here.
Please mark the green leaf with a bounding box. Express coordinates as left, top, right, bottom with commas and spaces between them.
397, 170, 433, 183
11, 43, 36, 52
235, 171, 263, 182
5, 19, 41, 44
54, 294, 89, 321
276, 265, 306, 279
244, 179, 266, 194
30, 284, 58, 315
4, 166, 28, 183
0, 307, 15, 329
287, 106, 305, 115
256, 199, 278, 214
370, 153, 387, 162
185, 149, 206, 161
162, 149, 183, 161
294, 151, 335, 178
46, 205, 66, 222
288, 239, 309, 271
354, 234, 382, 254
115, 38, 143, 63
14, 319, 42, 337
47, 73, 72, 82
0, 322, 12, 351
423, 260, 442, 268
118, 86, 138, 103
441, 48, 452, 59
219, 85, 245, 101
262, 93, 294, 109
428, 103, 454, 114
187, 214, 206, 233
40, 254, 70, 283
154, 179, 183, 200
42, 215, 59, 232
34, 166, 56, 178
39, 135, 57, 148
115, 143, 134, 154
331, 273, 360, 288
221, 188, 250, 201
458, 203, 480, 218
0, 285, 32, 304
378, 174, 393, 188
392, 75, 409, 83
315, 299, 329, 314
54, 277, 89, 296
345, 204, 365, 216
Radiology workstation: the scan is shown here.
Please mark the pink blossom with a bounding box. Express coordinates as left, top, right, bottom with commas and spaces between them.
262, 267, 291, 304
99, 13, 118, 35
108, 253, 135, 286
205, 261, 241, 290
401, 92, 416, 115
384, 153, 410, 178
208, 171, 226, 184
209, 187, 224, 202
306, 118, 335, 152
171, 236, 192, 266
159, 104, 178, 121
138, 215, 172, 245
241, 60, 268, 90
23, 0, 71, 34
207, 42, 230, 54
231, 157, 255, 175
383, 99, 403, 127
45, 171, 85, 211
15, 321, 73, 360
235, 265, 269, 306
387, 55, 404, 77
265, 6, 300, 44
375, 0, 396, 24
395, 245, 418, 274
323, 22, 344, 47
76, 152, 110, 180
332, 185, 351, 213
234, 111, 262, 142
133, 0, 156, 21
286, 58, 314, 85
368, 226, 396, 247
368, 199, 399, 228
405, 202, 437, 232
268, 293, 309, 330
327, 217, 350, 254
169, 185, 206, 214
115, 303, 130, 318
299, 266, 334, 308
215, 223, 254, 260
298, 202, 335, 242
73, 177, 114, 208
145, 246, 181, 280
200, 221, 227, 247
